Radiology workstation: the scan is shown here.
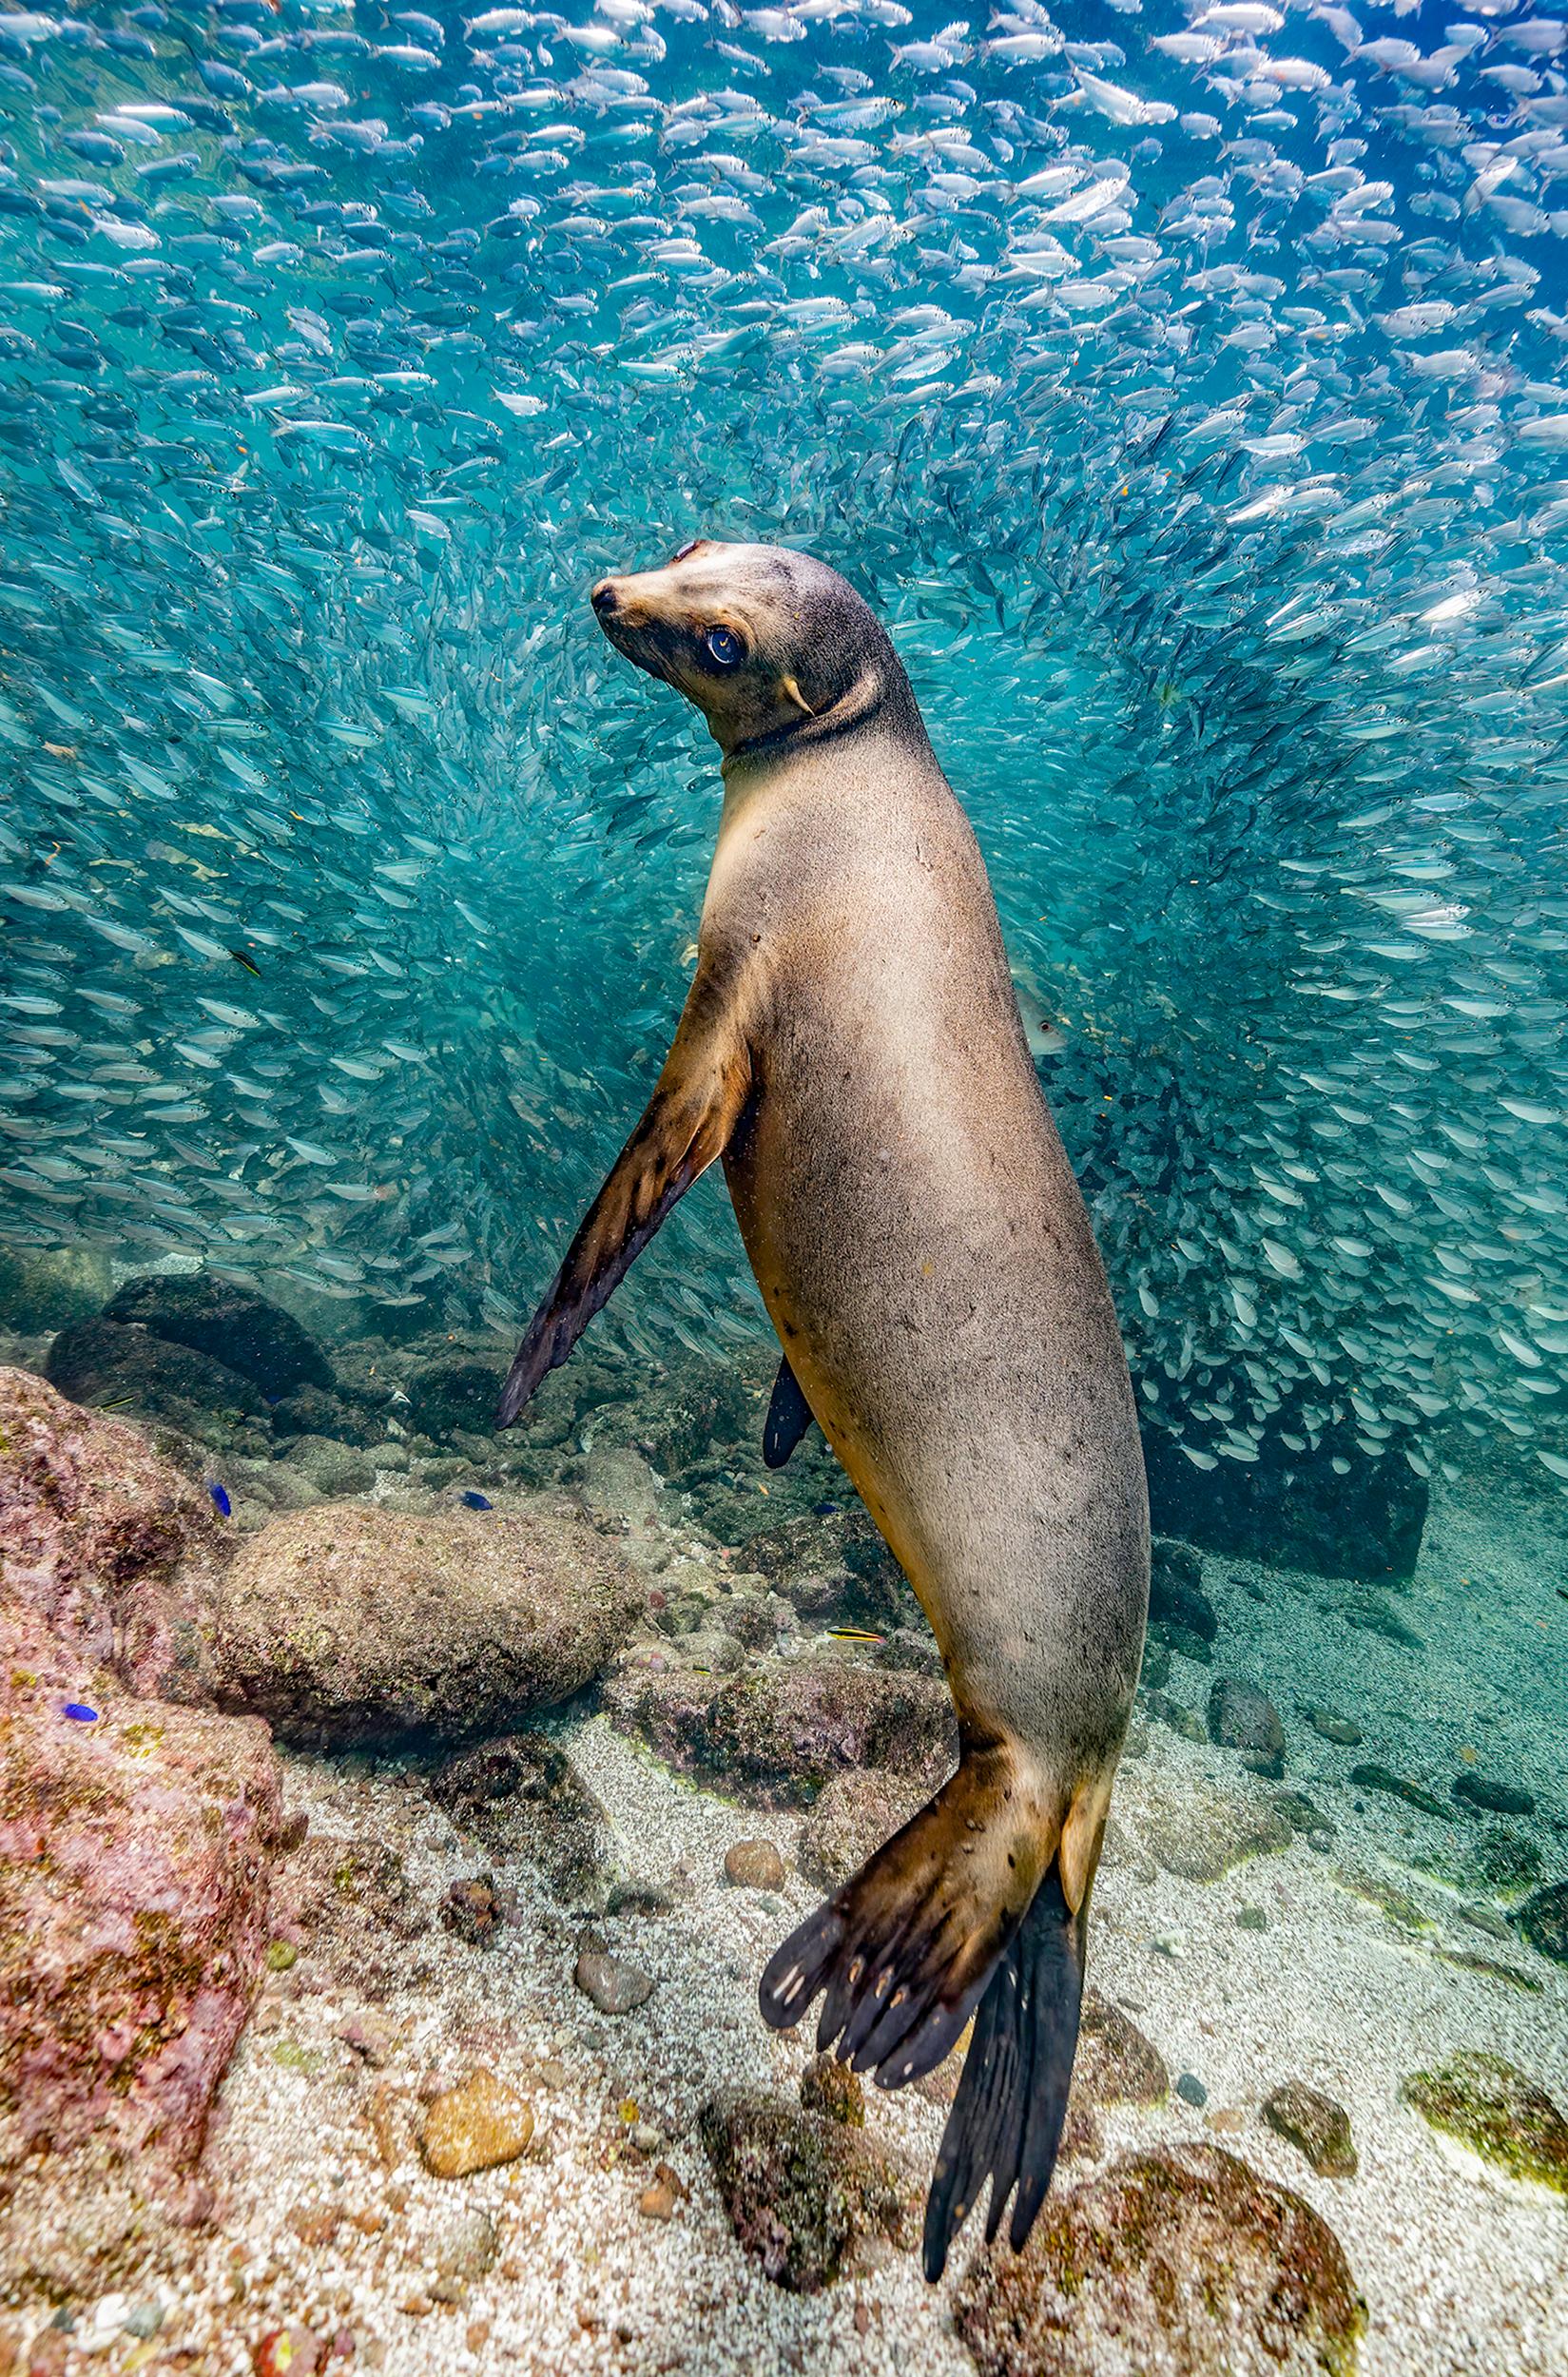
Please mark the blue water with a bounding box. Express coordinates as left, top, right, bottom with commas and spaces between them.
0, 0, 1566, 1490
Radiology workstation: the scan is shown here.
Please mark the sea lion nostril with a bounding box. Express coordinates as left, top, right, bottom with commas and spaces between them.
590, 580, 618, 616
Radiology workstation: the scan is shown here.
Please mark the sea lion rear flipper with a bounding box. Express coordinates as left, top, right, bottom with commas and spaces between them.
763, 1351, 814, 1468
495, 982, 752, 1429
921, 1862, 1086, 2281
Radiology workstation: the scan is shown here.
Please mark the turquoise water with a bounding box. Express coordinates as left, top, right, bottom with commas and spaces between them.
0, 0, 1566, 1495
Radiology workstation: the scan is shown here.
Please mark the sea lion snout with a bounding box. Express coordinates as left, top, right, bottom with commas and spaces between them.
590, 577, 620, 617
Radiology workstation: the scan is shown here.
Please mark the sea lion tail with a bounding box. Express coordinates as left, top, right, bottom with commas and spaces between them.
920, 1860, 1086, 2280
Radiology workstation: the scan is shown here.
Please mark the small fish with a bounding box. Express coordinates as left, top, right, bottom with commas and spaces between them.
229, 949, 261, 976
461, 1489, 493, 1510
825, 1627, 885, 1644
207, 1481, 232, 1517
63, 1703, 99, 1723
98, 1394, 139, 1409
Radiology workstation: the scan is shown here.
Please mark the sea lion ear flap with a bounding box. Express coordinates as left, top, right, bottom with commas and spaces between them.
779, 674, 815, 718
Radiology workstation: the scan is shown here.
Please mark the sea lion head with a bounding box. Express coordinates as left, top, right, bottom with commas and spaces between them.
590, 538, 916, 762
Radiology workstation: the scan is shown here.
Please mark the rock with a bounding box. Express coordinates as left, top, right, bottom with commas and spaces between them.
1148, 1538, 1218, 1643
638, 2174, 680, 2221
1400, 2053, 1568, 2193
1074, 1989, 1170, 2110
1138, 1637, 1171, 1694
1301, 1705, 1364, 1747
738, 1506, 912, 1633
1470, 1829, 1543, 1898
419, 2071, 534, 2179
1263, 2083, 1358, 2177
281, 1435, 377, 1498
632, 1360, 755, 1475
406, 1355, 506, 1441
103, 1271, 334, 1398
571, 1441, 662, 1532
1208, 1679, 1286, 1775
440, 1876, 501, 1946
1347, 1763, 1448, 1821
211, 1500, 643, 1748
1515, 1882, 1568, 1963
428, 2208, 496, 2302
0, 1673, 281, 2294
797, 1768, 928, 1890
1271, 1791, 1328, 1839
699, 2089, 911, 2292
1176, 2073, 1209, 2107
1143, 1401, 1426, 1583
0, 1245, 110, 1333
954, 2142, 1366, 2377
1344, 1596, 1424, 1652
0, 1365, 227, 1700
252, 2329, 321, 2377
1452, 1771, 1535, 1818
44, 1318, 265, 1432
573, 1942, 654, 2015
1129, 1773, 1294, 1883
725, 1838, 785, 1891
270, 1384, 382, 1447
607, 1650, 954, 1809
800, 2056, 864, 2127
430, 1732, 611, 1904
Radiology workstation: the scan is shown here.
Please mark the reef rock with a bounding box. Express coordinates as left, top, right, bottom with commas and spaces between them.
0, 1674, 281, 2293
606, 1649, 954, 1809
699, 2088, 912, 2292
1209, 1679, 1287, 1776
797, 1768, 929, 1889
44, 1317, 264, 1434
1401, 2054, 1568, 2193
211, 1500, 643, 1747
102, 1271, 335, 1399
955, 2143, 1365, 2377
0, 1365, 225, 1701
1515, 1882, 1568, 1963
406, 1353, 507, 1442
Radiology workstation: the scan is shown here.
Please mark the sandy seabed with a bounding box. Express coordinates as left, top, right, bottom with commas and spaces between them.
25, 1468, 1568, 2377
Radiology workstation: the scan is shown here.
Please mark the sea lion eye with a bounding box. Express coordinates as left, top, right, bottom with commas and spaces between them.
706, 625, 744, 668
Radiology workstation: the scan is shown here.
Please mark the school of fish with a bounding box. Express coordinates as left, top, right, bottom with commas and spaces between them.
0, 0, 1566, 1497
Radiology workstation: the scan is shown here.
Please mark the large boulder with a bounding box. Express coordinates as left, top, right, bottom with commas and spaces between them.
102, 1271, 334, 1399
210, 1499, 644, 1748
0, 1645, 281, 2293
0, 1366, 225, 1701
43, 1318, 265, 1435
955, 2143, 1365, 2377
406, 1353, 508, 1442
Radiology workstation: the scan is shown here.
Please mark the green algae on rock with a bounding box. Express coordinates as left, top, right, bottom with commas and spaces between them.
1515, 1883, 1568, 1967
1400, 2054, 1568, 2194
699, 2089, 912, 2293
955, 2143, 1366, 2377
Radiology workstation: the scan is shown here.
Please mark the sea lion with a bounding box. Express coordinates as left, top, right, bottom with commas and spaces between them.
496, 539, 1150, 2279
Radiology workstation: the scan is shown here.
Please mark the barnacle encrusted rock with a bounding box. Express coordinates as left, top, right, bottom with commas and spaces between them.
699, 2088, 912, 2292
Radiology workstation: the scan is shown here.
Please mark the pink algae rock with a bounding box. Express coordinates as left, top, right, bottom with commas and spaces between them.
0, 1363, 227, 1700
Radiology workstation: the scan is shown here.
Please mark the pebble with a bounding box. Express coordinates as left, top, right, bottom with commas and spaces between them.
1262, 2082, 1359, 2179
419, 2070, 535, 2179
1152, 1931, 1187, 1959
252, 2330, 321, 2376
638, 2163, 686, 2221
574, 1943, 655, 2015
800, 2054, 865, 2127
1301, 1705, 1364, 1747
1176, 2073, 1209, 2107
723, 1837, 786, 1891
1235, 1906, 1268, 1932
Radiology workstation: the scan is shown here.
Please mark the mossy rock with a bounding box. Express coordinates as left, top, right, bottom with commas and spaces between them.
955, 2142, 1365, 2377
699, 2088, 911, 2291
1400, 2053, 1568, 2193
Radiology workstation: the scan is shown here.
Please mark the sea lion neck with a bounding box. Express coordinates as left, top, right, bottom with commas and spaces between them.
719, 662, 927, 782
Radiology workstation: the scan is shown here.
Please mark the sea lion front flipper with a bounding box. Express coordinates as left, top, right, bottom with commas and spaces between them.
495, 980, 752, 1430
763, 1352, 814, 1469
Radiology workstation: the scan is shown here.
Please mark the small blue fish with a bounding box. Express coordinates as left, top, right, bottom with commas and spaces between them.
63, 1703, 98, 1723
207, 1481, 232, 1517
462, 1489, 493, 1511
